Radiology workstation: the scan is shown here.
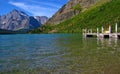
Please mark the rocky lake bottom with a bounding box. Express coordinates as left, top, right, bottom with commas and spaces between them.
0, 34, 120, 74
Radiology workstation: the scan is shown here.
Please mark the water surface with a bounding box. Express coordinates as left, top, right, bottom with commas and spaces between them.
0, 34, 120, 74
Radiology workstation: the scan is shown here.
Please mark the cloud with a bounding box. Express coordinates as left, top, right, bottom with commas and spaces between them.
9, 1, 59, 17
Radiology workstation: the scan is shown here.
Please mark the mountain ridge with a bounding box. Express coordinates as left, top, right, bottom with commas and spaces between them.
0, 9, 48, 32
30, 0, 120, 33
47, 0, 100, 25
34, 16, 48, 25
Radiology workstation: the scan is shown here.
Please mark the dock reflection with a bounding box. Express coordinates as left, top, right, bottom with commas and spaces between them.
97, 38, 118, 49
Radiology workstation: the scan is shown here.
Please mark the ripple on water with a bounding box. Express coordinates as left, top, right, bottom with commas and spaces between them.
0, 34, 120, 73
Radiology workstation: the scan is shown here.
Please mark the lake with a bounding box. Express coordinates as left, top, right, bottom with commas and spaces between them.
0, 34, 120, 74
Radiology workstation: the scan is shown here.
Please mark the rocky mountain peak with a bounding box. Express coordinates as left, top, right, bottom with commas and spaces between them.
9, 9, 28, 17
11, 9, 19, 13
0, 9, 48, 31
34, 16, 48, 25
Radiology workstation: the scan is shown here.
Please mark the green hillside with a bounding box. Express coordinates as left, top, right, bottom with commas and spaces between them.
30, 0, 120, 33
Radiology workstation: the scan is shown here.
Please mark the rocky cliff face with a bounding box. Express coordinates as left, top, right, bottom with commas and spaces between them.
34, 16, 48, 25
0, 10, 48, 31
47, 0, 99, 25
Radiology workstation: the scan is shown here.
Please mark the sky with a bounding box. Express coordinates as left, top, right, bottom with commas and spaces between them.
0, 0, 69, 17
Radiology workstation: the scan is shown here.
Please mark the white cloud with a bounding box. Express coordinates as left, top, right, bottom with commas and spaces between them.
9, 1, 58, 17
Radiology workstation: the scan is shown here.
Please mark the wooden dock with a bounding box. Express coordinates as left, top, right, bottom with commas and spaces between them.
83, 23, 120, 38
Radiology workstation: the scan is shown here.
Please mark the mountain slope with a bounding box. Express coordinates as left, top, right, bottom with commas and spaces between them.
0, 9, 41, 30
31, 0, 120, 33
47, 0, 100, 25
34, 16, 48, 25
55, 0, 120, 33
0, 10, 48, 31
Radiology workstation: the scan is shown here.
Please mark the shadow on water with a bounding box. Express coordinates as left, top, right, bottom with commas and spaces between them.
0, 34, 120, 74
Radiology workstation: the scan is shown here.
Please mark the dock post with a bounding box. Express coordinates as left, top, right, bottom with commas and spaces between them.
115, 23, 118, 33
109, 25, 112, 37
109, 25, 111, 33
101, 26, 104, 38
97, 28, 99, 37
115, 23, 118, 38
83, 29, 87, 37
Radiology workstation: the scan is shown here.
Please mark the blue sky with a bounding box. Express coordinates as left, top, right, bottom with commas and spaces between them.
0, 0, 69, 17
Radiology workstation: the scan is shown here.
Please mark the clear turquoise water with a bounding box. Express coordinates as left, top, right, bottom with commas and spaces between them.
0, 34, 120, 74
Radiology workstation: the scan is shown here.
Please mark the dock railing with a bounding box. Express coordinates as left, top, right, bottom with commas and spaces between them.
83, 23, 119, 38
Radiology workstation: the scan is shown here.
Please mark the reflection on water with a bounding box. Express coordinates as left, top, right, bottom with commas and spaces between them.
0, 34, 120, 74
97, 38, 118, 49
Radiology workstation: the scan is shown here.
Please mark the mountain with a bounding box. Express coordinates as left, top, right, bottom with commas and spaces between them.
30, 0, 120, 33
47, 0, 100, 25
0, 9, 48, 33
34, 16, 48, 25
0, 9, 40, 31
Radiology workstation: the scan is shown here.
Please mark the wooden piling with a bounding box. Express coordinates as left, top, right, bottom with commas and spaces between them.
83, 23, 120, 39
